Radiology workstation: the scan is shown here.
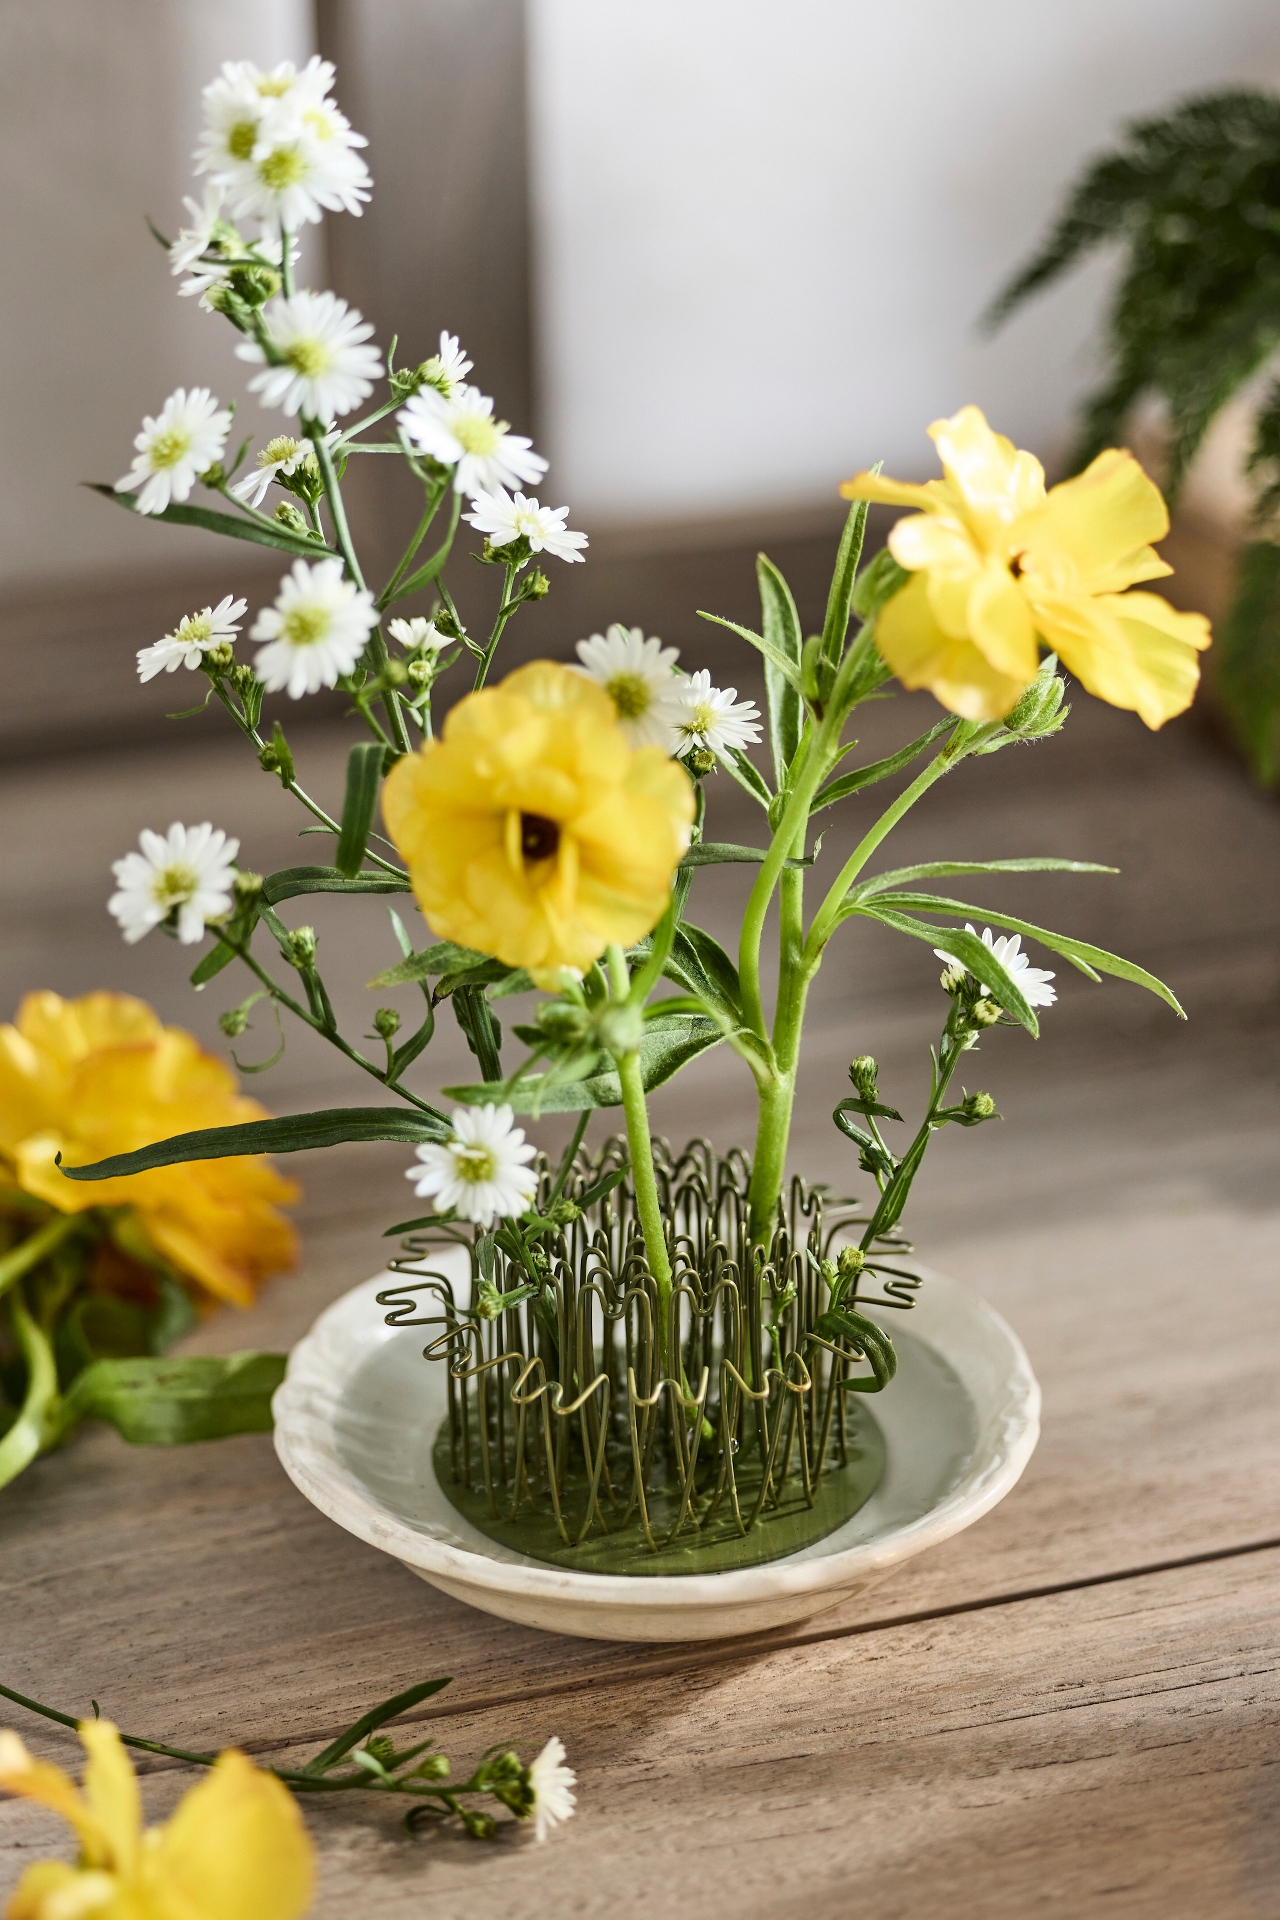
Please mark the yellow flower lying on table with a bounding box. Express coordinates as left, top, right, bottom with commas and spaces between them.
382, 658, 695, 981
0, 990, 297, 1309
841, 404, 1212, 727
0, 1719, 314, 1920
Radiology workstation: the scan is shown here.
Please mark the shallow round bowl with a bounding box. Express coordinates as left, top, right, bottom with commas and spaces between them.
273, 1256, 1039, 1643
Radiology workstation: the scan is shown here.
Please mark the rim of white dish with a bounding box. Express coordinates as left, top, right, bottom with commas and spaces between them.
273, 1268, 1040, 1611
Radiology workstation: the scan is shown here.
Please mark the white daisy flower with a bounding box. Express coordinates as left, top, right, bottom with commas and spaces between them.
406, 1104, 538, 1228
420, 331, 472, 397
230, 429, 337, 508
668, 670, 763, 760
932, 924, 1058, 1009
574, 626, 682, 748
387, 616, 447, 654
109, 822, 239, 946
465, 488, 587, 565
114, 387, 232, 517
194, 63, 271, 181
224, 127, 372, 230
398, 384, 547, 495
251, 557, 378, 698
237, 292, 382, 423
136, 595, 247, 682
526, 1737, 577, 1844
169, 185, 228, 276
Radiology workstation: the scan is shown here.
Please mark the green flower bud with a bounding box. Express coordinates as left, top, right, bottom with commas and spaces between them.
259, 722, 294, 786
364, 1735, 397, 1766
849, 1055, 879, 1101
535, 1000, 591, 1043
971, 997, 1002, 1027
373, 1007, 401, 1040
837, 1245, 866, 1279
460, 1809, 497, 1842
273, 501, 309, 534
962, 1090, 996, 1119
406, 656, 435, 689
233, 871, 264, 901
381, 657, 409, 687
226, 262, 280, 307
475, 1278, 507, 1321
228, 663, 258, 698
593, 1002, 643, 1057
939, 963, 967, 996
284, 925, 317, 970
546, 1197, 581, 1227
523, 569, 551, 600
200, 641, 235, 674
411, 1753, 450, 1780
218, 1006, 251, 1038
684, 746, 717, 779
431, 606, 463, 641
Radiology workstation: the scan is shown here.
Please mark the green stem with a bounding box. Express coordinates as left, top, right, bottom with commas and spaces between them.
0, 1297, 59, 1489
376, 479, 448, 609
0, 1213, 82, 1305
306, 421, 412, 757
278, 222, 294, 299
473, 564, 519, 691
606, 946, 673, 1358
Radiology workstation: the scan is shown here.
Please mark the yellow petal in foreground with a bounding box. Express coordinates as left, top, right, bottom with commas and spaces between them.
838, 406, 1212, 728
383, 659, 694, 978
0, 1722, 313, 1920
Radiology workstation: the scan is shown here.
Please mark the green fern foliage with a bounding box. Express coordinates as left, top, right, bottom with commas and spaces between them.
989, 88, 1280, 784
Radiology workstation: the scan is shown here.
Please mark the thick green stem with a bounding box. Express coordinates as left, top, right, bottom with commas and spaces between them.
0, 1213, 82, 1305
606, 946, 673, 1361
0, 1297, 59, 1489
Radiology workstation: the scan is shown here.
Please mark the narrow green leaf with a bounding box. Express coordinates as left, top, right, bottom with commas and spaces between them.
678, 841, 810, 869
835, 1093, 904, 1124
721, 747, 774, 810
59, 1106, 450, 1181
850, 547, 911, 623
262, 866, 410, 905
89, 484, 334, 559
811, 1306, 897, 1391
302, 1678, 453, 1776
821, 495, 871, 667
368, 941, 518, 991
757, 553, 803, 785
696, 610, 805, 694
667, 925, 743, 1020
810, 718, 958, 812
190, 940, 237, 986
860, 891, 1185, 1014
334, 743, 386, 878
445, 1017, 723, 1113
852, 857, 1116, 901
851, 906, 1039, 1034
58, 1353, 287, 1446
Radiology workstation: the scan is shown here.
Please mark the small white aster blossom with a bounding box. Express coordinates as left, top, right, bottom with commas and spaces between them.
933, 924, 1058, 1009
230, 428, 337, 507
525, 1738, 577, 1844
194, 63, 273, 181
136, 595, 247, 682
237, 292, 382, 423
114, 387, 232, 516
465, 488, 587, 564
421, 330, 473, 396
668, 669, 763, 760
197, 58, 370, 228
574, 626, 683, 748
169, 185, 227, 276
109, 823, 239, 946
398, 384, 547, 495
251, 557, 378, 698
406, 1104, 538, 1228
387, 616, 447, 654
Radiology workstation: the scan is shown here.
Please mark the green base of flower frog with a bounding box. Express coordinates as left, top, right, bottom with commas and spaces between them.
433, 1404, 887, 1576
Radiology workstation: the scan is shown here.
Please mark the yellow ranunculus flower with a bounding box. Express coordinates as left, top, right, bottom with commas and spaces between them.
840, 405, 1212, 727
382, 659, 695, 979
0, 1721, 314, 1920
0, 992, 297, 1308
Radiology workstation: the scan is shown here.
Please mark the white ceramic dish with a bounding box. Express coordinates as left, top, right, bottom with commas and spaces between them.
273, 1255, 1039, 1643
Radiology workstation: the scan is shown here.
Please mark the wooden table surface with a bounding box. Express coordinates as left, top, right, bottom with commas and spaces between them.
2, 684, 1279, 1918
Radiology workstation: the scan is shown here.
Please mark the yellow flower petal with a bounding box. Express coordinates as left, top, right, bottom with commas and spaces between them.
383, 661, 693, 976
1015, 448, 1171, 593
0, 1735, 114, 1869
886, 513, 976, 575
79, 1724, 141, 1880
878, 572, 1030, 720
6, 1861, 120, 1920
1030, 588, 1211, 729
155, 1750, 313, 1920
928, 406, 1045, 530
838, 471, 941, 510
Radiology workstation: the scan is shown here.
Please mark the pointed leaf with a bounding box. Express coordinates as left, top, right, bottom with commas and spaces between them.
849, 906, 1038, 1034
696, 610, 804, 693
302, 1678, 453, 1777
863, 891, 1184, 1013
667, 925, 743, 1021
445, 1016, 723, 1113
334, 743, 387, 878
812, 1306, 897, 1391
59, 1107, 450, 1181
368, 941, 514, 989
58, 1352, 287, 1445
811, 718, 958, 812
262, 866, 410, 904
852, 857, 1116, 901
821, 495, 872, 666
190, 940, 238, 986
757, 553, 803, 785
89, 483, 334, 559
720, 746, 774, 809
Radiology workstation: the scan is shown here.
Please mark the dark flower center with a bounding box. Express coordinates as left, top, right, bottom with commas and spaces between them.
520, 813, 560, 863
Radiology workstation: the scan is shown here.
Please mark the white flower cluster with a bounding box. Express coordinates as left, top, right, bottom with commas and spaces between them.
573, 626, 762, 763
195, 56, 370, 230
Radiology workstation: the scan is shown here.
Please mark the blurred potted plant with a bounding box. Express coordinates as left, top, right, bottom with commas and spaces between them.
987, 87, 1280, 784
